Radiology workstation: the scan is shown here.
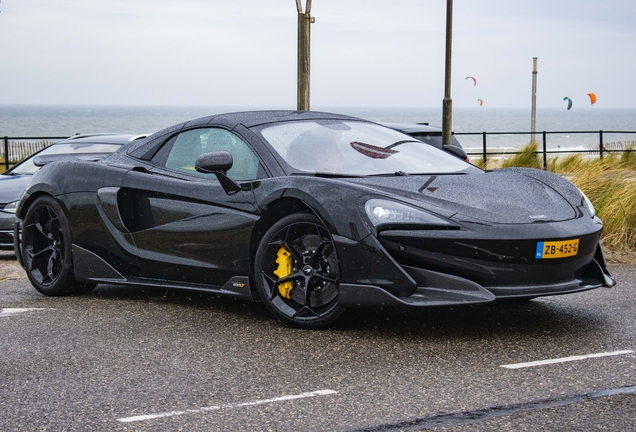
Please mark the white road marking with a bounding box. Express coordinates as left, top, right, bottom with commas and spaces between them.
118, 389, 338, 423
0, 308, 52, 317
501, 350, 634, 369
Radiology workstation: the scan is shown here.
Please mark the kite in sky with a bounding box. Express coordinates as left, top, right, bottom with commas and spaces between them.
465, 76, 476, 86
477, 99, 483, 106
588, 93, 597, 105
563, 97, 573, 110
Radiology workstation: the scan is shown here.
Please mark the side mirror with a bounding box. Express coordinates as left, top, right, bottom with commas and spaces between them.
442, 145, 469, 161
195, 151, 233, 174
194, 151, 242, 195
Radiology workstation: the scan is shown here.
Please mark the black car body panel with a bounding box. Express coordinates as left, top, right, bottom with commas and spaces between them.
14, 111, 615, 328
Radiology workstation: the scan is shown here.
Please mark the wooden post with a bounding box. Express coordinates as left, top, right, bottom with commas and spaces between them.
3, 136, 9, 171
531, 57, 538, 143
296, 0, 314, 111
441, 0, 453, 146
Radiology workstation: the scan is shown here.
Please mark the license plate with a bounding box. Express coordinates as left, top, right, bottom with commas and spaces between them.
535, 239, 580, 259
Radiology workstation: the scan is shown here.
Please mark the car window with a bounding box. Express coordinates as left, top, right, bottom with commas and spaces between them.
156, 128, 261, 181
8, 143, 122, 175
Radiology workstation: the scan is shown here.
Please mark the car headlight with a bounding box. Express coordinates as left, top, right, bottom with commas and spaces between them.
578, 189, 596, 218
2, 201, 18, 214
364, 199, 452, 227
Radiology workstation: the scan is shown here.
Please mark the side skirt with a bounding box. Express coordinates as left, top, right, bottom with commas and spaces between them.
72, 244, 257, 302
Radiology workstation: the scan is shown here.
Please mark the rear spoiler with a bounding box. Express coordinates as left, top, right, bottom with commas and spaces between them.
32, 152, 113, 167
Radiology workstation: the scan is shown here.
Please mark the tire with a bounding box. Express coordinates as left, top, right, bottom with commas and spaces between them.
21, 196, 96, 296
254, 212, 345, 329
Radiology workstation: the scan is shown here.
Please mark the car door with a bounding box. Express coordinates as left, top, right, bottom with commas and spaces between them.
117, 127, 264, 287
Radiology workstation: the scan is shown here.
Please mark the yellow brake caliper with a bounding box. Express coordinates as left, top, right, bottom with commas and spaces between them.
273, 246, 293, 299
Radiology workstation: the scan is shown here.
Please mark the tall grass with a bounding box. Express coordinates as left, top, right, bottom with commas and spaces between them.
499, 142, 543, 169
496, 142, 636, 251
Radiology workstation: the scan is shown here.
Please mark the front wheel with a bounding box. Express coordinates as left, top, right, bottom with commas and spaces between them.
21, 195, 95, 296
254, 213, 345, 329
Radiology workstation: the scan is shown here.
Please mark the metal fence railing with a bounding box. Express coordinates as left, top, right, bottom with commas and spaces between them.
2, 130, 636, 172
454, 130, 636, 170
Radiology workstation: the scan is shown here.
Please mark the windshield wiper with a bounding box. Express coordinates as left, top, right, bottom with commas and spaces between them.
369, 171, 468, 177
385, 139, 421, 149
291, 172, 364, 178
367, 172, 407, 177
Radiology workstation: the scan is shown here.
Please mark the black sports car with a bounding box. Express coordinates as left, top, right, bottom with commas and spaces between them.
14, 110, 615, 328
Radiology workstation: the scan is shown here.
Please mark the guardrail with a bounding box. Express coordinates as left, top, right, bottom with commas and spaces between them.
2, 130, 636, 172
454, 130, 636, 169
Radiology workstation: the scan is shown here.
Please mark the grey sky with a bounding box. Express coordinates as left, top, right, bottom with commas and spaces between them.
1, 0, 635, 109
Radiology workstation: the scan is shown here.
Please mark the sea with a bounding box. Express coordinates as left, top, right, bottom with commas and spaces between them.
1, 105, 635, 154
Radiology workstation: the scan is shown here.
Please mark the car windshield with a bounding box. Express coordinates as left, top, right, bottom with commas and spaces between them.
259, 120, 471, 176
8, 143, 121, 175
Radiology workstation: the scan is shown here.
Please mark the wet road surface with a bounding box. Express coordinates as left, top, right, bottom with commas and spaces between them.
1, 262, 634, 431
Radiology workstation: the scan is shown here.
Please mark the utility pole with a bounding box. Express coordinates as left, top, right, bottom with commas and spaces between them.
441, 0, 453, 146
530, 57, 538, 143
296, 0, 314, 111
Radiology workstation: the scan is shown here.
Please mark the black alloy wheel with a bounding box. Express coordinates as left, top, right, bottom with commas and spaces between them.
21, 196, 95, 296
255, 212, 344, 329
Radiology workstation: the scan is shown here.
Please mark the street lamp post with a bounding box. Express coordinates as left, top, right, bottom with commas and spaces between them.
441, 0, 453, 146
296, 0, 314, 111
530, 57, 538, 143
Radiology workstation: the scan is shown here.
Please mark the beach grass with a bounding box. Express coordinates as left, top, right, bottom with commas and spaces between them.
499, 142, 543, 169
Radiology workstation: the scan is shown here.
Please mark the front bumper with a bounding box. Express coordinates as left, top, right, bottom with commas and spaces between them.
338, 249, 614, 308
0, 229, 13, 250
334, 229, 615, 309
0, 211, 17, 251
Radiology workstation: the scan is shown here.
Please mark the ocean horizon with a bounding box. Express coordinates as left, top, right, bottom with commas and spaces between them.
1, 104, 634, 152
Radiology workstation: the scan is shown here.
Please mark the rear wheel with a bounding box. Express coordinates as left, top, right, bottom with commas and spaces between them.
21, 196, 95, 296
254, 213, 344, 329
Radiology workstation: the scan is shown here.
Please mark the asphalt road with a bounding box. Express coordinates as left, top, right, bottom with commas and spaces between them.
1, 262, 634, 431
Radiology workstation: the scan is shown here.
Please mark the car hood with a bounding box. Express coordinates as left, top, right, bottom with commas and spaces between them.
0, 174, 32, 204
348, 171, 578, 224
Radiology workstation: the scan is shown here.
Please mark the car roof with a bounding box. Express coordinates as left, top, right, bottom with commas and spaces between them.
183, 110, 364, 129
125, 110, 369, 156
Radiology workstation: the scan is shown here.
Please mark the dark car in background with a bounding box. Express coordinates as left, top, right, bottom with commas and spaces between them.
382, 122, 469, 161
14, 110, 614, 329
0, 134, 147, 250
